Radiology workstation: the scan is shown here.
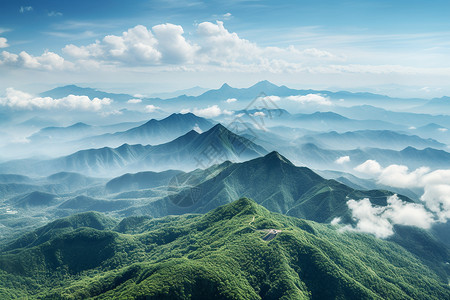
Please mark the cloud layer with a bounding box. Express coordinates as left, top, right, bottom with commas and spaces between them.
0, 88, 111, 111
345, 195, 434, 238
354, 159, 450, 223
181, 105, 232, 118
1, 21, 345, 74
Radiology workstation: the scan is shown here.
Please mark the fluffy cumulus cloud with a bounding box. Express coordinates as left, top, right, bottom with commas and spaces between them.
286, 94, 332, 106
63, 24, 197, 66
377, 165, 430, 188
144, 104, 160, 113
354, 159, 382, 175
0, 88, 111, 111
63, 25, 161, 64
196, 21, 261, 66
226, 98, 237, 103
0, 50, 72, 70
181, 105, 232, 118
252, 111, 265, 117
345, 195, 434, 238
152, 23, 198, 64
0, 37, 8, 48
335, 156, 350, 164
4, 21, 345, 73
353, 159, 450, 224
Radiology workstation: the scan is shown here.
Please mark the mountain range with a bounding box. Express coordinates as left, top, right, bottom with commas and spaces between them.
77, 112, 214, 148
0, 124, 267, 177
295, 130, 446, 150
0, 199, 447, 299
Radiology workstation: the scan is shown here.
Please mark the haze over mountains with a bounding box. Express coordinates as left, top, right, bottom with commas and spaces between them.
0, 81, 449, 298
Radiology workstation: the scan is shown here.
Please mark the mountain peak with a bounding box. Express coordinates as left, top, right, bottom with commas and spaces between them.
205, 197, 264, 223
220, 83, 232, 90
250, 80, 279, 90
263, 151, 294, 166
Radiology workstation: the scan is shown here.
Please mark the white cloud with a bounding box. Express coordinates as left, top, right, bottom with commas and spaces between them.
330, 217, 341, 225
0, 88, 112, 111
5, 20, 444, 79
183, 105, 232, 118
259, 95, 281, 102
347, 198, 394, 238
226, 98, 237, 103
354, 160, 382, 175
383, 195, 435, 229
196, 21, 261, 66
100, 109, 123, 117
152, 23, 198, 64
19, 6, 33, 13
378, 165, 430, 188
193, 124, 203, 133
286, 94, 332, 106
0, 50, 72, 70
438, 127, 448, 132
127, 98, 142, 104
0, 37, 8, 48
145, 104, 160, 113
335, 156, 350, 164
346, 195, 434, 238
354, 159, 450, 224
63, 25, 162, 64
252, 111, 265, 117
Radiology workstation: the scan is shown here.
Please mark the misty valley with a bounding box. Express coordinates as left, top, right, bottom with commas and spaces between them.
0, 81, 448, 298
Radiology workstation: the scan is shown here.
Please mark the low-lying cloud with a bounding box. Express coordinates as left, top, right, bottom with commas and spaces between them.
335, 155, 350, 164
181, 105, 233, 118
354, 159, 450, 224
287, 94, 332, 106
0, 88, 112, 111
344, 194, 435, 238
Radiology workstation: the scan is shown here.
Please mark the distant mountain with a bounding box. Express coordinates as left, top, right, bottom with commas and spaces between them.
0, 124, 267, 177
29, 122, 94, 143
0, 174, 31, 184
58, 195, 133, 213
40, 81, 429, 113
149, 86, 209, 98
287, 111, 405, 132
296, 130, 446, 150
79, 112, 215, 148
6, 191, 59, 209
40, 85, 135, 103
0, 199, 447, 299
105, 170, 182, 193
126, 151, 411, 223
281, 143, 450, 171
413, 96, 450, 115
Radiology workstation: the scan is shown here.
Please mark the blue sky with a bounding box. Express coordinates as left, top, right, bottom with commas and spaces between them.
1, 0, 450, 97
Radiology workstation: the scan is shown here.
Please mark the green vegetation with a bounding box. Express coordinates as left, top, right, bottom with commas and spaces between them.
0, 198, 448, 299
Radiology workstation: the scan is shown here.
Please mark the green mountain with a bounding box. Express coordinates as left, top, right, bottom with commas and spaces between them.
105, 170, 183, 193
0, 198, 448, 299
131, 151, 409, 223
